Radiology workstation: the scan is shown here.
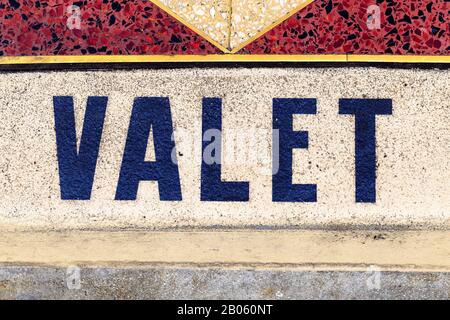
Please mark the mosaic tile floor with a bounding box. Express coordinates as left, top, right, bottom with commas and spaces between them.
240, 0, 449, 55
0, 0, 448, 60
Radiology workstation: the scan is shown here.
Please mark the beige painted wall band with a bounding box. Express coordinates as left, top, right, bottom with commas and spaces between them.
1, 230, 448, 272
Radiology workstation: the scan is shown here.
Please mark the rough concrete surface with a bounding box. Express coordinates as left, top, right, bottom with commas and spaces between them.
0, 266, 448, 300
0, 66, 448, 299
0, 67, 448, 231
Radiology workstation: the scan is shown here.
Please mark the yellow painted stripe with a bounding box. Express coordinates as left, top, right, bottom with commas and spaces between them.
0, 230, 449, 271
0, 54, 347, 64
0, 54, 448, 65
348, 54, 450, 63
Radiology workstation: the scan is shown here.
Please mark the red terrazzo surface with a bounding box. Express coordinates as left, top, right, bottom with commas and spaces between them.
239, 0, 449, 55
0, 0, 221, 56
0, 0, 448, 56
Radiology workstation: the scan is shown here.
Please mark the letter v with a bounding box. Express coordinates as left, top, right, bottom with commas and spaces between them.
53, 96, 107, 200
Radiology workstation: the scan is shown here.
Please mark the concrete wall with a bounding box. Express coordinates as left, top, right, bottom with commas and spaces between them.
1, 267, 448, 300
0, 66, 448, 299
0, 67, 448, 231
